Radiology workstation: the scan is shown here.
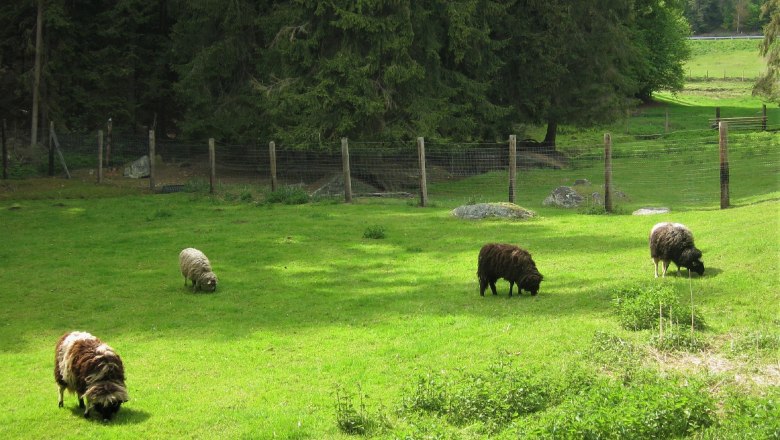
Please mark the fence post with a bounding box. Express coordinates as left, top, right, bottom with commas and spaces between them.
106, 118, 112, 167
715, 107, 720, 127
508, 135, 517, 203
97, 130, 103, 183
604, 133, 613, 213
209, 138, 216, 194
269, 141, 277, 191
341, 137, 352, 203
762, 104, 767, 131
664, 108, 670, 134
149, 130, 156, 191
1, 119, 7, 180
719, 122, 729, 209
417, 137, 428, 207
48, 121, 54, 176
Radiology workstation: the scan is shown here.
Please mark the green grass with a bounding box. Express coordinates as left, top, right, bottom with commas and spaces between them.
0, 182, 778, 438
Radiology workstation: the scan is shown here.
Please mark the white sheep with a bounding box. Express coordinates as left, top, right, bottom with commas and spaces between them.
179, 248, 218, 292
649, 222, 704, 278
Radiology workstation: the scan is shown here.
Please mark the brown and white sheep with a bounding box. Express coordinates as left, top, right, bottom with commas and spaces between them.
54, 331, 129, 421
179, 248, 218, 292
477, 243, 544, 296
649, 222, 704, 278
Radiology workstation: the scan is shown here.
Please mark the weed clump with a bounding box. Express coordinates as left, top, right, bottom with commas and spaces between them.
613, 284, 705, 331
334, 385, 388, 436
363, 225, 386, 239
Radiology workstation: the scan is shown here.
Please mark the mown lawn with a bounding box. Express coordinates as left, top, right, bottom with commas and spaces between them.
0, 178, 778, 438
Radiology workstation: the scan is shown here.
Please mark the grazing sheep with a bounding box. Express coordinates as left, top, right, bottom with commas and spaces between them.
179, 248, 218, 292
649, 222, 704, 278
477, 243, 544, 296
54, 331, 129, 421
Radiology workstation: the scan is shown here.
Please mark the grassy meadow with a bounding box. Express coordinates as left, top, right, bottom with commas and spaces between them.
0, 39, 779, 439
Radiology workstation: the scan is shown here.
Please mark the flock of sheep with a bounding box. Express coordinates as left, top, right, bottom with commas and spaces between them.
55, 221, 703, 421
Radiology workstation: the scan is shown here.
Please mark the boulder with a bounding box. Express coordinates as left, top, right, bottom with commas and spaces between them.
633, 207, 671, 215
123, 155, 150, 178
543, 186, 584, 208
451, 202, 536, 220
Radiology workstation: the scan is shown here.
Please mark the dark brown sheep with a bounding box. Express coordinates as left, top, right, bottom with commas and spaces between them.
649, 222, 704, 278
477, 243, 544, 297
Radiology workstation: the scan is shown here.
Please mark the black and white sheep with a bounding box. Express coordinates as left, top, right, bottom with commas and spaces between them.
179, 248, 218, 292
477, 243, 544, 296
54, 331, 129, 421
649, 222, 704, 278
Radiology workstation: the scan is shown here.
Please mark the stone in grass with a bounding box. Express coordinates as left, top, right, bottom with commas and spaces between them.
543, 186, 584, 208
451, 202, 536, 220
632, 207, 670, 215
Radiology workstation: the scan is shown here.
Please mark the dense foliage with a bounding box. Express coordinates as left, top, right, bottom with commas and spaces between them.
2, 0, 692, 146
684, 0, 768, 35
754, 0, 780, 103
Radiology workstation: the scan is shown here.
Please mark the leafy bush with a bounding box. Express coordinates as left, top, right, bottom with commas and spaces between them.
264, 186, 310, 205
613, 284, 705, 331
363, 225, 386, 239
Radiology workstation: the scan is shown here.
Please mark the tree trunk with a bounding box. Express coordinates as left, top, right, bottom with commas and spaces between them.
543, 119, 557, 148
31, 0, 44, 148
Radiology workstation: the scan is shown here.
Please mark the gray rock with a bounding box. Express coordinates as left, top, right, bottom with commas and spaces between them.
123, 155, 150, 178
451, 202, 536, 220
632, 207, 670, 215
543, 186, 584, 208
574, 178, 591, 186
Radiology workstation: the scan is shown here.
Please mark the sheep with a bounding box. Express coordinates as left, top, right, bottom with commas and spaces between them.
54, 331, 129, 421
649, 222, 704, 278
477, 243, 544, 297
179, 247, 218, 292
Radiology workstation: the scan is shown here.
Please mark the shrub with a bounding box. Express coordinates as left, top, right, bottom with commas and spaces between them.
363, 225, 386, 239
613, 284, 705, 331
651, 325, 709, 352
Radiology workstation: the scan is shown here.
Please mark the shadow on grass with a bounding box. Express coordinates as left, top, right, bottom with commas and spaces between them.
65, 406, 151, 425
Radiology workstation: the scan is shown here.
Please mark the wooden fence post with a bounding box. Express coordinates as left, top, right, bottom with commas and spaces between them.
1, 119, 7, 180
508, 135, 517, 203
604, 133, 613, 213
762, 104, 767, 131
417, 137, 428, 207
719, 122, 729, 209
341, 137, 352, 203
48, 121, 54, 176
106, 118, 112, 167
715, 107, 720, 127
209, 138, 216, 194
149, 130, 156, 191
664, 108, 670, 134
97, 130, 103, 183
269, 141, 277, 191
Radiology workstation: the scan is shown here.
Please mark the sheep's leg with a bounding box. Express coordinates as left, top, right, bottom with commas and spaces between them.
489, 280, 498, 295
479, 278, 488, 296
58, 385, 65, 408
661, 261, 669, 278
78, 396, 85, 409
508, 282, 514, 297
653, 258, 660, 278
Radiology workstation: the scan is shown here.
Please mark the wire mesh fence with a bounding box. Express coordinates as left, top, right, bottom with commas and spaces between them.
2, 112, 778, 211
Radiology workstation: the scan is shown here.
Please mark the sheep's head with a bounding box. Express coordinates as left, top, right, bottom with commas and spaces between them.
680, 248, 704, 276
521, 273, 544, 296
197, 272, 218, 292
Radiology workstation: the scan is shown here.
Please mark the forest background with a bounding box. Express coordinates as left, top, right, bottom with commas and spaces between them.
0, 0, 772, 151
